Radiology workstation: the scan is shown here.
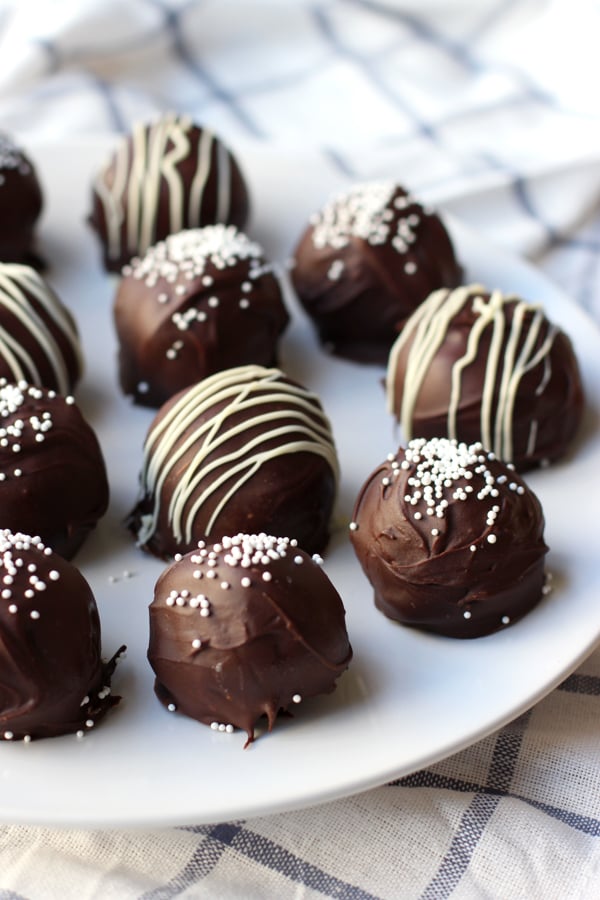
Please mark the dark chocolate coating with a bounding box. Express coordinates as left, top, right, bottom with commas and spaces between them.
148, 534, 352, 744
114, 226, 289, 408
89, 115, 250, 273
291, 183, 462, 363
127, 365, 338, 559
0, 263, 82, 395
0, 134, 43, 267
0, 381, 109, 559
350, 438, 548, 638
386, 285, 585, 470
0, 530, 124, 741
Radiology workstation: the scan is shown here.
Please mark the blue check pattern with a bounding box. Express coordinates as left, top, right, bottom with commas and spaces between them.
0, 0, 600, 897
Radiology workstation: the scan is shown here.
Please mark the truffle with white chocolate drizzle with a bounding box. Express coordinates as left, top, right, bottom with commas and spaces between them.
127, 365, 339, 558
0, 529, 125, 740
386, 284, 584, 470
148, 533, 352, 745
89, 114, 250, 272
114, 226, 289, 407
0, 263, 83, 395
350, 437, 549, 638
291, 181, 462, 363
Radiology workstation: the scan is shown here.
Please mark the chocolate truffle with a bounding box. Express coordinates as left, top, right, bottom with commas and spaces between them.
0, 133, 43, 267
291, 181, 462, 363
114, 225, 289, 407
128, 365, 339, 559
0, 380, 109, 559
0, 530, 124, 741
0, 263, 83, 394
148, 532, 352, 744
350, 437, 548, 638
385, 284, 585, 470
89, 114, 250, 272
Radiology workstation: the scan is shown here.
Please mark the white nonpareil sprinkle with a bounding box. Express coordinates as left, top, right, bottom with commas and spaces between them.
389, 438, 522, 548
310, 182, 424, 260
128, 225, 270, 288
0, 133, 28, 171
209, 721, 234, 733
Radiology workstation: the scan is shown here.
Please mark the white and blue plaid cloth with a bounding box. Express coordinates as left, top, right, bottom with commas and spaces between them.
1, 1, 600, 897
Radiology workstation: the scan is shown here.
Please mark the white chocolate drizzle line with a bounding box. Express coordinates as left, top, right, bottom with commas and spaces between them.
386, 284, 558, 462
136, 365, 338, 545
0, 265, 82, 393
94, 113, 234, 263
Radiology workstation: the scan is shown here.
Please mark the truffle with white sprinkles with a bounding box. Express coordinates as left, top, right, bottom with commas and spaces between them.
114, 225, 289, 407
0, 530, 125, 740
0, 379, 109, 559
386, 284, 584, 470
0, 133, 43, 267
350, 437, 548, 638
148, 533, 352, 745
291, 181, 462, 363
127, 365, 339, 558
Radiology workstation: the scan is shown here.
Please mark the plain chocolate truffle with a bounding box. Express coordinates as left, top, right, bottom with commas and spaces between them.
0, 380, 109, 559
0, 133, 43, 267
0, 263, 83, 394
89, 114, 250, 272
291, 181, 462, 363
127, 365, 339, 559
148, 533, 352, 745
0, 530, 124, 741
114, 225, 289, 407
385, 284, 585, 470
350, 437, 548, 638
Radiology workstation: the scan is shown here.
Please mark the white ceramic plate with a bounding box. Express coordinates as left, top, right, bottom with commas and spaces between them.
0, 139, 599, 828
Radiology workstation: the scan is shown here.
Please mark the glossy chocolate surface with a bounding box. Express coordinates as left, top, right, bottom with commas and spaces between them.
0, 380, 109, 559
386, 284, 585, 470
350, 437, 548, 638
89, 114, 250, 272
114, 226, 289, 408
128, 365, 339, 559
0, 133, 43, 267
0, 530, 124, 741
291, 182, 462, 363
148, 533, 352, 744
